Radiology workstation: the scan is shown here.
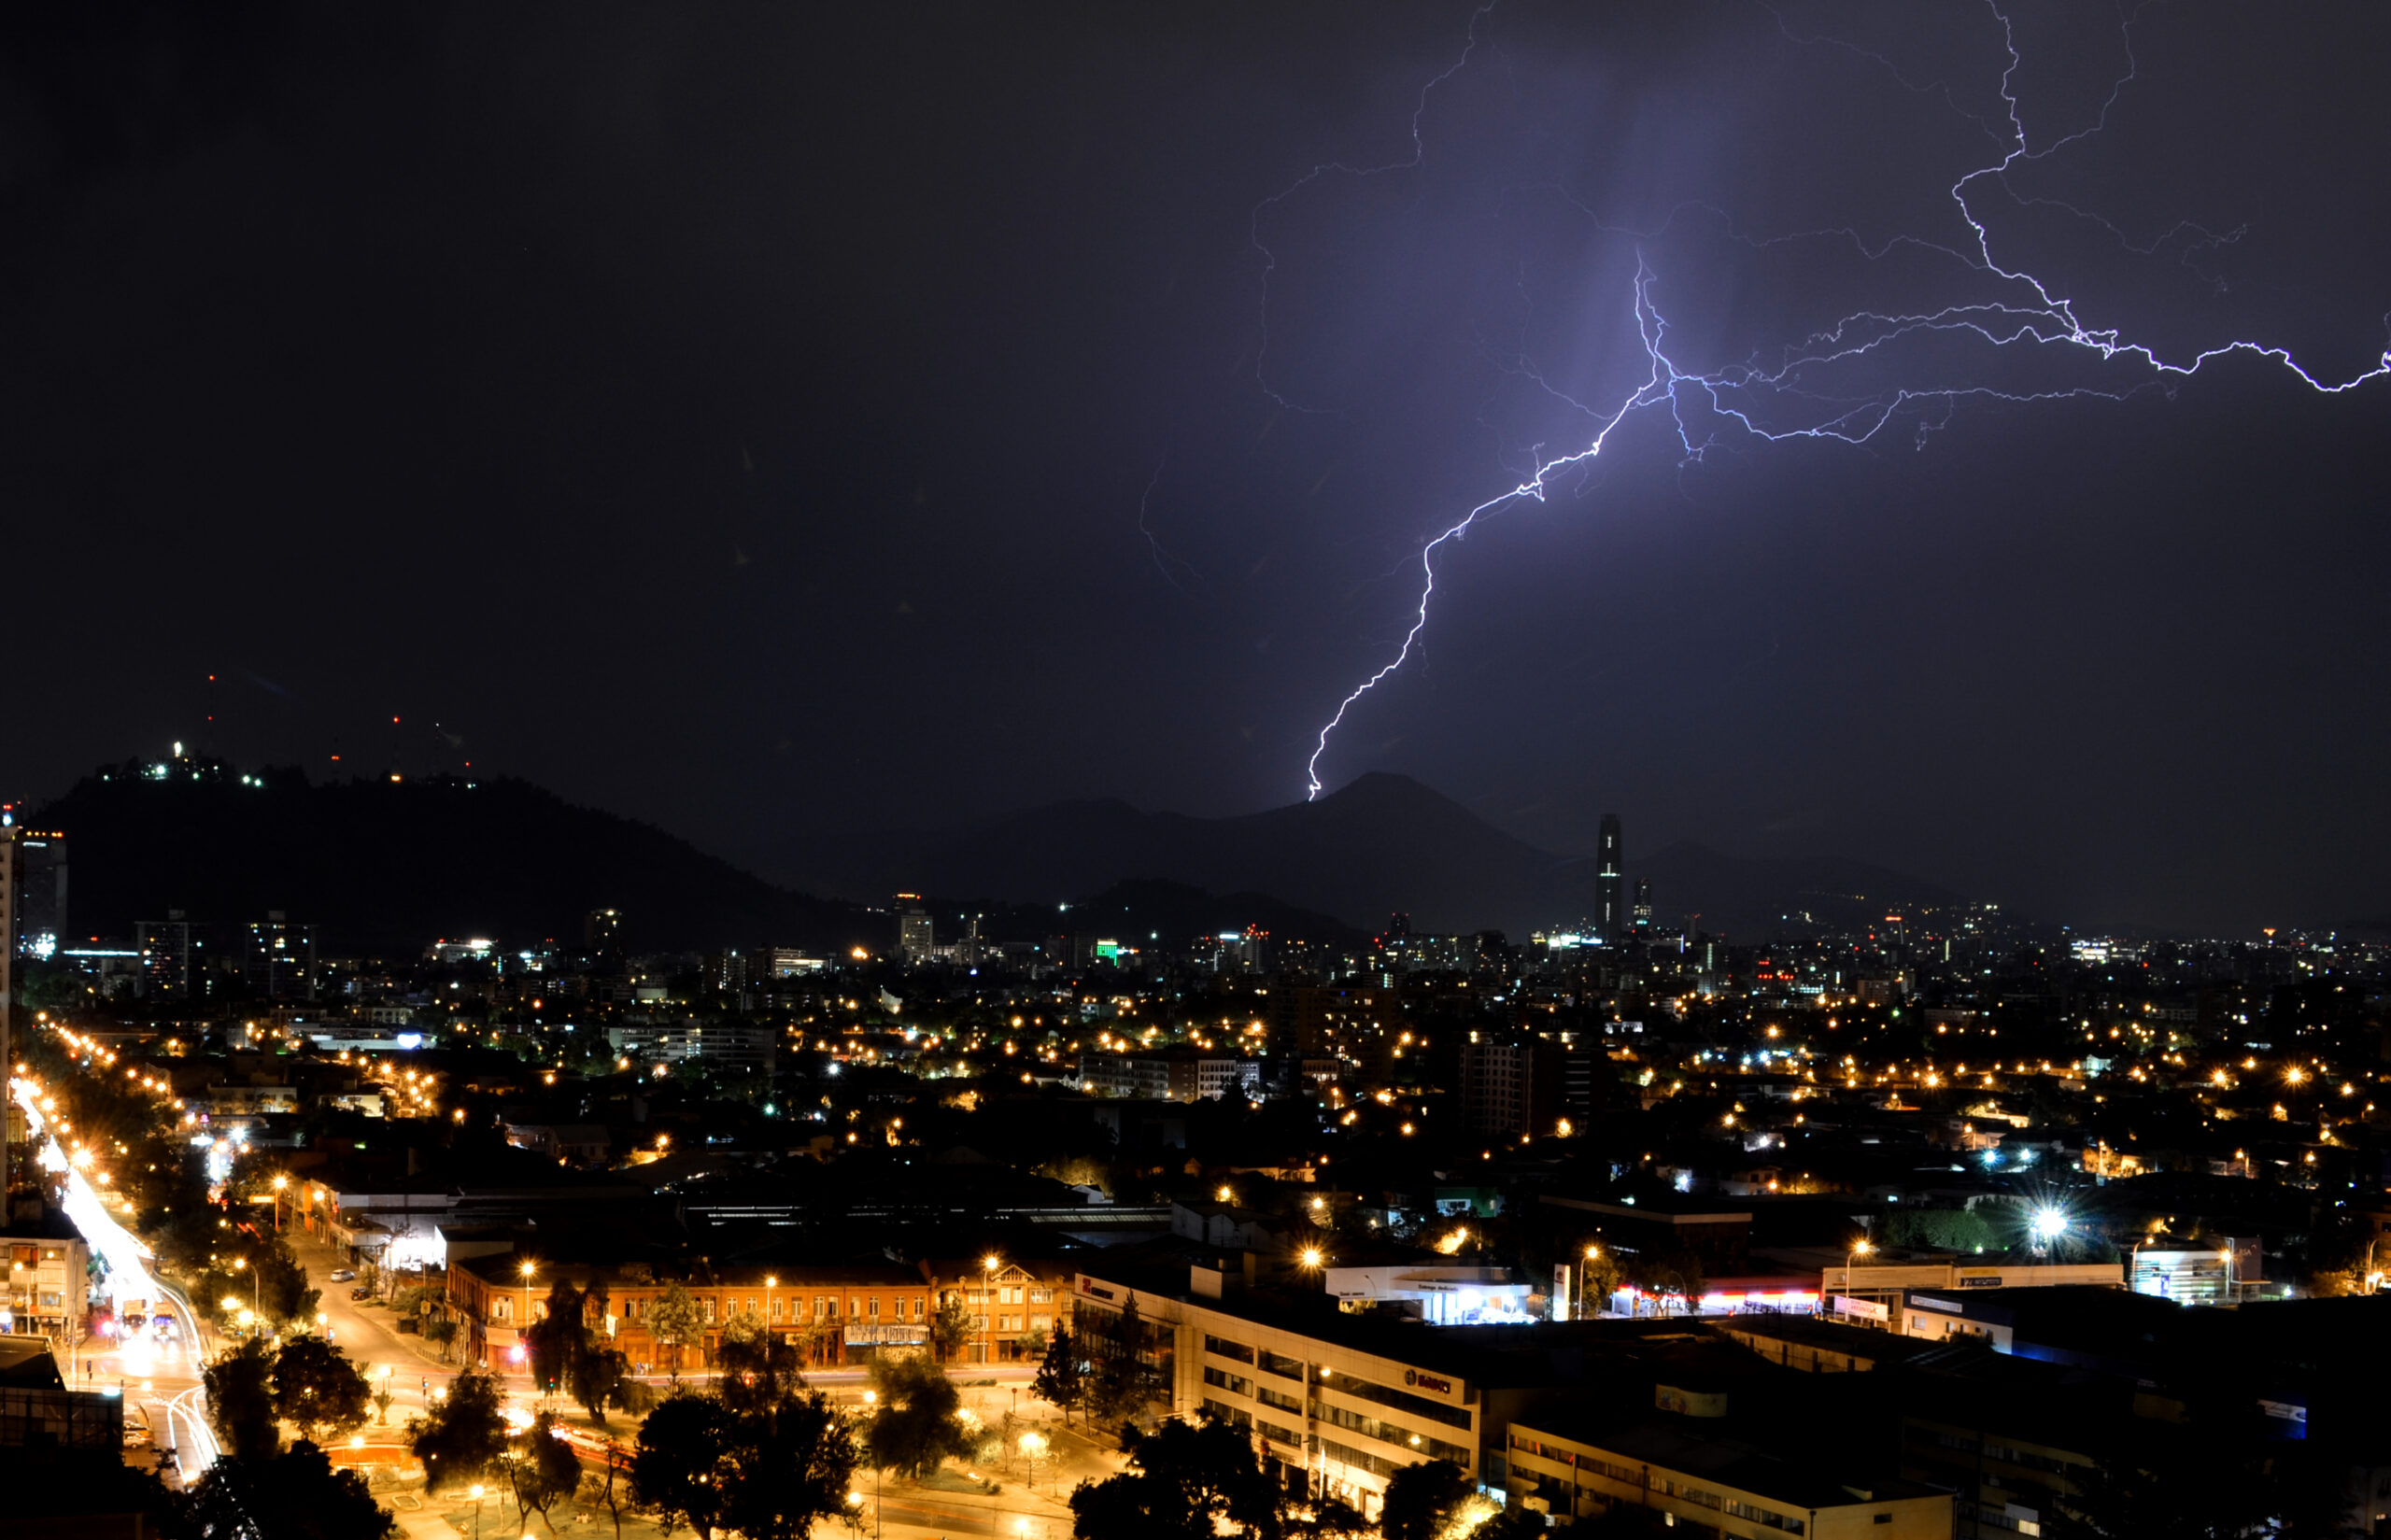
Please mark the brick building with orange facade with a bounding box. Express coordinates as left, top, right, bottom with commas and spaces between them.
448, 1255, 933, 1373
446, 1250, 1081, 1373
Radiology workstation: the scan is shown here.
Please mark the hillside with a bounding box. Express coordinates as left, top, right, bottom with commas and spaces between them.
34, 761, 873, 955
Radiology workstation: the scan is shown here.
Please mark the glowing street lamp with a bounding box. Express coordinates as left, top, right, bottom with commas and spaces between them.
518, 1260, 536, 1371
982, 1254, 1001, 1365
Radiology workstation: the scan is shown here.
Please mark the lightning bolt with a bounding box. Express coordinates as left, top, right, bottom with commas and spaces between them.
1296, 0, 2391, 800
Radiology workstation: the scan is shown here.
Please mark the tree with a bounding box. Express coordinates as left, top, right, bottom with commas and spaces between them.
1032, 1322, 1085, 1424
863, 1353, 976, 1480
650, 1281, 704, 1378
1473, 1505, 1548, 1540
718, 1390, 861, 1540
1282, 1495, 1372, 1540
1879, 1207, 1996, 1253
257, 1241, 320, 1324
1084, 1293, 1152, 1425
179, 1439, 395, 1540
929, 1293, 974, 1362
205, 1337, 281, 1462
525, 1278, 632, 1423
633, 1393, 734, 1539
717, 1319, 806, 1415
1379, 1460, 1473, 1540
1068, 1414, 1280, 1540
1573, 1248, 1621, 1314
573, 1339, 632, 1425
526, 1279, 587, 1396
408, 1371, 510, 1491
272, 1334, 373, 1444
510, 1411, 585, 1531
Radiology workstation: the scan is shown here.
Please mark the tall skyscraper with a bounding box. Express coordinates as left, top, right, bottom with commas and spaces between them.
1596, 812, 1624, 939
1632, 877, 1653, 932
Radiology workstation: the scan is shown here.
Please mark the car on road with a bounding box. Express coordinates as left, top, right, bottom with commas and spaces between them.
349, 1286, 373, 1301
123, 1406, 151, 1448
329, 1269, 356, 1282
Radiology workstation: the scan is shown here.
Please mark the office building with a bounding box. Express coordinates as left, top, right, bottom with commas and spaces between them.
1459, 1039, 1560, 1140
241, 911, 317, 1000
1596, 813, 1624, 939
1, 830, 64, 962
134, 913, 199, 1001
896, 898, 933, 962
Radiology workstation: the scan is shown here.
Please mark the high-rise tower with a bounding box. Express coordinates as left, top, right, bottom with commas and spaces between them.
1596, 812, 1624, 939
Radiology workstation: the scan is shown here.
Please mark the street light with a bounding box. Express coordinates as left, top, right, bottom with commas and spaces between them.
766, 1275, 777, 1348
1579, 1244, 1601, 1321
470, 1483, 486, 1540
272, 1174, 289, 1234
518, 1260, 536, 1360
1019, 1430, 1047, 1492
982, 1254, 1000, 1366
233, 1257, 261, 1319
1842, 1238, 1874, 1313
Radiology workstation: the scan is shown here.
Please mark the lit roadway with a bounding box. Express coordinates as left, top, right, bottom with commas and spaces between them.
10, 1078, 221, 1481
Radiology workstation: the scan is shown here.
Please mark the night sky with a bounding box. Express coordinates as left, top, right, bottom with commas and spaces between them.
6, 1, 2387, 935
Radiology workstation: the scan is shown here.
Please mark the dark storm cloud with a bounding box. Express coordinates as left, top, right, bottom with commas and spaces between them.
1, 1, 2385, 934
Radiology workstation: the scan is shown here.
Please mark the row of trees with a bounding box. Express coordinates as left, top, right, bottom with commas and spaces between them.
410, 1322, 1002, 1536
1031, 1294, 1159, 1427
1069, 1427, 1547, 1540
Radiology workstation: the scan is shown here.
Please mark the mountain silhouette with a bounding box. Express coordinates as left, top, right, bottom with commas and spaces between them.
35, 761, 873, 955
769, 771, 1966, 939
